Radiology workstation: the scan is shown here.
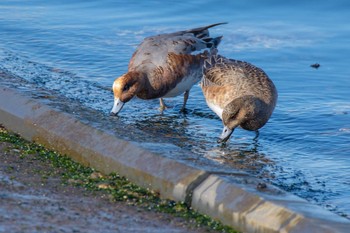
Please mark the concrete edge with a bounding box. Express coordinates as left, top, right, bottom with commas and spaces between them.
191, 174, 349, 233
0, 85, 349, 233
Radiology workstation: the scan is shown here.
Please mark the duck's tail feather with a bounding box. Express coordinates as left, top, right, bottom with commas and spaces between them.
187, 22, 227, 38
188, 23, 226, 51
202, 36, 223, 49
186, 22, 227, 43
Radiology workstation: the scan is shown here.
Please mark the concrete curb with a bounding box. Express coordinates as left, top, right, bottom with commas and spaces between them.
1, 85, 349, 233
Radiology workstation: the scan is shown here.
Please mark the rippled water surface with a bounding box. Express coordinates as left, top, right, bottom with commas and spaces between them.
1, 0, 350, 218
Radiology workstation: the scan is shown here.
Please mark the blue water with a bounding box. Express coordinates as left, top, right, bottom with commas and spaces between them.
1, 0, 350, 218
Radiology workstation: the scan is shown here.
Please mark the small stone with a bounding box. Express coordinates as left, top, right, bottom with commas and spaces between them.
90, 172, 104, 179
257, 182, 267, 190
97, 183, 112, 189
67, 179, 83, 185
11, 149, 21, 153
310, 63, 320, 69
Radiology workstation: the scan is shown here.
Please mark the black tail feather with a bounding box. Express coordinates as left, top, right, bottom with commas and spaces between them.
187, 22, 227, 38
187, 22, 227, 34
203, 36, 223, 49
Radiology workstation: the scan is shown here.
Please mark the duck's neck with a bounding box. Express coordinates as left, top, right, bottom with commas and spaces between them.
127, 70, 152, 99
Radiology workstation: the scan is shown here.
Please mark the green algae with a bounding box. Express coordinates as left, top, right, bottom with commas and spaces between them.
0, 125, 239, 233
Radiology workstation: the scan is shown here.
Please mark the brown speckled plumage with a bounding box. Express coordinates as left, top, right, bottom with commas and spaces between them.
201, 50, 278, 142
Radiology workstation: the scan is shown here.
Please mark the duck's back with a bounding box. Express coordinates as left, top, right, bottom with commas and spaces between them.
127, 24, 225, 99
129, 23, 224, 72
203, 55, 277, 105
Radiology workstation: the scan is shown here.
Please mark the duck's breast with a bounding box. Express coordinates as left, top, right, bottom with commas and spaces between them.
162, 70, 201, 97
159, 52, 204, 97
206, 101, 224, 119
202, 85, 233, 119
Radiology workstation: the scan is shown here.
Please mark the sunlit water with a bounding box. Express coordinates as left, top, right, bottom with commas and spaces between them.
1, 0, 350, 218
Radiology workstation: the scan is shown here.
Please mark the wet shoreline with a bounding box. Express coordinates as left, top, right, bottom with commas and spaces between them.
0, 68, 349, 220
0, 81, 349, 232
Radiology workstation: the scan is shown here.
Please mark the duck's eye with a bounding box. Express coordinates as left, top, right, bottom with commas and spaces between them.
123, 84, 130, 91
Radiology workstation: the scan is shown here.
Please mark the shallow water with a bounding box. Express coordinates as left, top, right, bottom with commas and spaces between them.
1, 0, 350, 218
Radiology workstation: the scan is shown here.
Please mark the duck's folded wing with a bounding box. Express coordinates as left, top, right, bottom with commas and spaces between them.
166, 34, 223, 55
202, 52, 232, 86
145, 23, 226, 53
130, 35, 222, 70
200, 75, 219, 88
152, 22, 226, 39
129, 23, 225, 70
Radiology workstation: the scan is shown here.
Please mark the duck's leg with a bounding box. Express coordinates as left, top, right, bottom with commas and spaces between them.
253, 130, 260, 141
159, 98, 167, 112
180, 90, 189, 113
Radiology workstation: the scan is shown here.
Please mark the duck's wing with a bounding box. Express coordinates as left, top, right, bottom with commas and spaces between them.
200, 74, 218, 88
203, 51, 276, 104
203, 49, 267, 86
144, 23, 227, 40
168, 22, 227, 39
129, 23, 226, 71
202, 49, 233, 86
161, 22, 226, 53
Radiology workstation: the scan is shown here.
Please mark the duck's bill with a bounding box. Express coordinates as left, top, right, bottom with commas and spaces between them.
217, 126, 233, 143
110, 98, 124, 116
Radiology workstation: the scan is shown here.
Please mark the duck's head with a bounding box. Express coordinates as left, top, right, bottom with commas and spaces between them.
217, 96, 263, 143
110, 71, 144, 116
217, 100, 244, 143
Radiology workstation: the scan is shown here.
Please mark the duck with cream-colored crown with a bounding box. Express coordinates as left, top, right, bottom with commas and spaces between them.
200, 49, 278, 143
110, 23, 226, 115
